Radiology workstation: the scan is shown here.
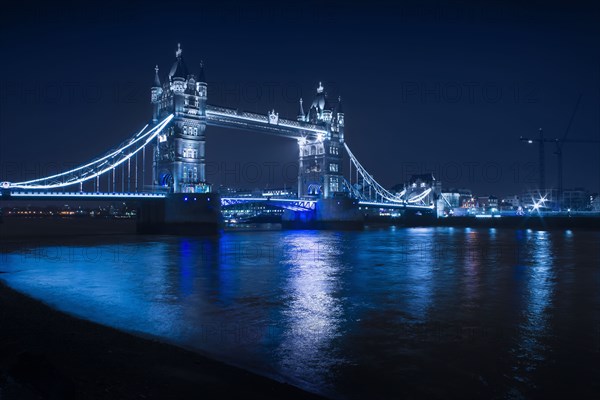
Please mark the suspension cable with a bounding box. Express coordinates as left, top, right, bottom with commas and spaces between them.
343, 142, 405, 203
9, 115, 173, 189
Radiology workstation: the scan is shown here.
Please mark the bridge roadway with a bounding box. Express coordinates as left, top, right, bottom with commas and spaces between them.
1, 191, 432, 211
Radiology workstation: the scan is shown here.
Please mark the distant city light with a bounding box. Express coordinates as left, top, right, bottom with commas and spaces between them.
531, 194, 547, 211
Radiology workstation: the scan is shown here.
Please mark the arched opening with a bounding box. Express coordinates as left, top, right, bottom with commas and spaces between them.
160, 172, 173, 187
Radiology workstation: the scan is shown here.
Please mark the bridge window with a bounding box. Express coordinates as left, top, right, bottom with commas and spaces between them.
310, 145, 316, 156
330, 177, 339, 192
183, 148, 197, 158
329, 146, 338, 155
329, 163, 338, 172
318, 146, 324, 155
303, 148, 309, 156
183, 126, 188, 134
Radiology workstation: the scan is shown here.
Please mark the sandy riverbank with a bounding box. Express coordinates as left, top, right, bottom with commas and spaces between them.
0, 281, 325, 399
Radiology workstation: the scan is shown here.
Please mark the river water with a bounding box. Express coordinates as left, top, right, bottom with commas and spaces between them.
1, 227, 599, 398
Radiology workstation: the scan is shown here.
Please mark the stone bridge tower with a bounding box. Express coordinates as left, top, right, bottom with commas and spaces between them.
297, 82, 345, 199
151, 44, 208, 193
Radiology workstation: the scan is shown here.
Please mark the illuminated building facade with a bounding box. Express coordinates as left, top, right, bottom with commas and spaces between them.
151, 45, 345, 198
296, 83, 345, 198
152, 44, 208, 193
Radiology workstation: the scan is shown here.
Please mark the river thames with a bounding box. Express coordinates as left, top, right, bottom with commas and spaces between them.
1, 226, 599, 398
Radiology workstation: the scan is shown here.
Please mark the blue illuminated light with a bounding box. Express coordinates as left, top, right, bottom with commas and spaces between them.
8, 114, 174, 190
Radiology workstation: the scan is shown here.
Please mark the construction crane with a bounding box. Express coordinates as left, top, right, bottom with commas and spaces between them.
520, 128, 548, 194
520, 129, 600, 210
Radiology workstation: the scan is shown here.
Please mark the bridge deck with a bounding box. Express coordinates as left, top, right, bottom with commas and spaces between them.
2, 192, 433, 210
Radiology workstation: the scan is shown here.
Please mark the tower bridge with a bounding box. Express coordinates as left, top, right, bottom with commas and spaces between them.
1, 44, 437, 232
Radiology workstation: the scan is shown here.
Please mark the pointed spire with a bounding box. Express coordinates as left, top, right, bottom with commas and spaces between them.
317, 81, 324, 93
297, 98, 305, 121
153, 65, 161, 87
169, 43, 189, 79
198, 60, 206, 83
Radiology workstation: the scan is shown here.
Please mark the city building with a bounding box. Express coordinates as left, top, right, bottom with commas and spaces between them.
440, 188, 473, 208
562, 188, 589, 211
478, 195, 499, 212
592, 194, 600, 211
500, 195, 521, 210
521, 189, 558, 210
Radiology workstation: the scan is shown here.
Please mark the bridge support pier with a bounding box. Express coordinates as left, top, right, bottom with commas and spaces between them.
137, 193, 221, 235
281, 197, 363, 230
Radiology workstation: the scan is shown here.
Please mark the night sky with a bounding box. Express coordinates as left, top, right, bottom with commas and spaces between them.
1, 0, 599, 196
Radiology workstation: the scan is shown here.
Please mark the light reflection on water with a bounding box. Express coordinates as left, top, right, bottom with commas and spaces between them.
1, 228, 599, 399
511, 231, 556, 390
276, 234, 345, 393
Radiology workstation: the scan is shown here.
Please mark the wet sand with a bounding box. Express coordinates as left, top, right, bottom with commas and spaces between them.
0, 281, 325, 399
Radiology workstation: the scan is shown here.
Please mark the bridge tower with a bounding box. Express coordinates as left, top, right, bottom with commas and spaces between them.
140, 44, 219, 234
152, 44, 209, 194
297, 83, 345, 199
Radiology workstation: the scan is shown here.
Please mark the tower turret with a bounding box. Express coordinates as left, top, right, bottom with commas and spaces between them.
153, 65, 161, 88
336, 96, 344, 125
151, 65, 163, 123
322, 95, 333, 124
169, 44, 188, 113
297, 98, 305, 122
196, 61, 207, 108
336, 96, 344, 143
